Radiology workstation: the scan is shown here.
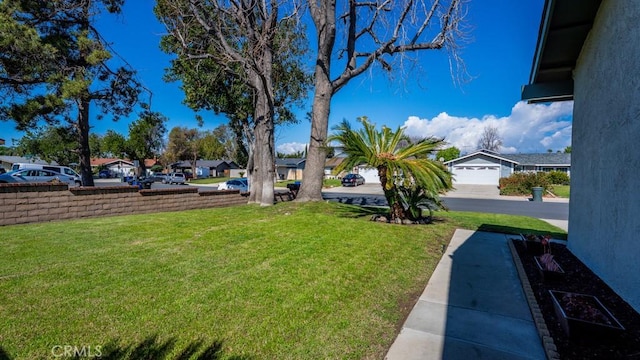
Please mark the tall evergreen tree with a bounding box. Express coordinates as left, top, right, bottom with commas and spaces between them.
0, 0, 145, 186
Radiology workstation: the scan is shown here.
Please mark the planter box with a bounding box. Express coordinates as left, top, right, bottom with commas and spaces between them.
534, 256, 565, 282
520, 234, 544, 255
549, 290, 625, 338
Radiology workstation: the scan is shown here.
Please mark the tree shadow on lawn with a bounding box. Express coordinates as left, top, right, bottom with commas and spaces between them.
333, 204, 388, 219
0, 335, 252, 360
333, 205, 567, 240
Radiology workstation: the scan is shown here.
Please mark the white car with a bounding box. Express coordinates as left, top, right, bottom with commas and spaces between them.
0, 169, 76, 186
218, 178, 249, 192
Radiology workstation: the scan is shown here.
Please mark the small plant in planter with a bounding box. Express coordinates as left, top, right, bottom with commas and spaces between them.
520, 233, 545, 255
549, 290, 625, 338
534, 253, 565, 281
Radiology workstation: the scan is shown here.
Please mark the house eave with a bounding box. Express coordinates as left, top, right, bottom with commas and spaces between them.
444, 150, 518, 165
522, 0, 602, 103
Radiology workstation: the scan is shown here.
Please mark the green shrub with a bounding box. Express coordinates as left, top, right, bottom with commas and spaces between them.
499, 172, 551, 196
546, 170, 570, 185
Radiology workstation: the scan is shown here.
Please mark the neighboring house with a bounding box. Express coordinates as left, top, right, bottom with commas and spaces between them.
198, 160, 240, 178
0, 155, 54, 172
323, 157, 346, 179
171, 160, 240, 178
276, 158, 305, 181
443, 149, 570, 185
90, 158, 135, 176
0, 138, 5, 146
357, 166, 380, 184
522, 1, 640, 311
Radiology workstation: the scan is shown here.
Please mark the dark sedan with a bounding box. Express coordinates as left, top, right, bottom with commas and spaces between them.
341, 174, 365, 187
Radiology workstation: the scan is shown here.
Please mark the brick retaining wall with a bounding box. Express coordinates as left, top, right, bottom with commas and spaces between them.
0, 183, 248, 226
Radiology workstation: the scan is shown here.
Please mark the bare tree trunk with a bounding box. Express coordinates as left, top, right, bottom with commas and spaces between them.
244, 123, 258, 203
253, 78, 275, 206
297, 0, 336, 201
77, 97, 94, 187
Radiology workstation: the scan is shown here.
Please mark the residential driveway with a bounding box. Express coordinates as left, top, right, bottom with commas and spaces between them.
443, 184, 500, 199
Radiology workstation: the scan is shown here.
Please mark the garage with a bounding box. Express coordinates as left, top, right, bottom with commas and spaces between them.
452, 165, 500, 185
357, 167, 380, 184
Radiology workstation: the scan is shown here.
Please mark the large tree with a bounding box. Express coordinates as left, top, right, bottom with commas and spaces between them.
14, 125, 79, 166
330, 117, 452, 221
297, 0, 466, 201
436, 146, 461, 162
0, 0, 144, 186
155, 0, 309, 206
476, 125, 503, 152
126, 111, 167, 175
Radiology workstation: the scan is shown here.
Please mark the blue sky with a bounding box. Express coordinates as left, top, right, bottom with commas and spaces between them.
1, 0, 573, 155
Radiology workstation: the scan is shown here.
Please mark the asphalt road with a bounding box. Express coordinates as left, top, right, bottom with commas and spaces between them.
321, 192, 569, 221
94, 179, 569, 221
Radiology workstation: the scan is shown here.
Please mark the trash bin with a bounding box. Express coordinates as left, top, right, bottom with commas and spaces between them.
532, 187, 544, 202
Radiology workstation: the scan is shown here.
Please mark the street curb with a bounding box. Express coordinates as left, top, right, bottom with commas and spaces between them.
508, 238, 560, 360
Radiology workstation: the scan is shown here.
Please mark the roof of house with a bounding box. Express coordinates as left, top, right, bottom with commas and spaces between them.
276, 158, 305, 167
324, 157, 345, 168
503, 153, 570, 166
0, 155, 53, 165
445, 149, 570, 166
171, 160, 239, 169
522, 0, 602, 102
91, 158, 134, 167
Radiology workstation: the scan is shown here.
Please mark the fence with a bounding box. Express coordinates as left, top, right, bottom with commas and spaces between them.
0, 183, 248, 226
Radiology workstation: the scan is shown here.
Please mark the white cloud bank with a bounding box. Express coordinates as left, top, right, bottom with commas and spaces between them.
402, 101, 574, 154
276, 142, 308, 155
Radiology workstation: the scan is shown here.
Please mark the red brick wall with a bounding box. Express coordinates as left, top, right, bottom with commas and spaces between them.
0, 184, 248, 226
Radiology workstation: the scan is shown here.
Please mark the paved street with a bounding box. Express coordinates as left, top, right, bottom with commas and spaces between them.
321, 184, 569, 222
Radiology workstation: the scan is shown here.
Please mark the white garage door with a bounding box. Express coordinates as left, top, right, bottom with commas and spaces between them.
358, 167, 380, 184
452, 166, 500, 185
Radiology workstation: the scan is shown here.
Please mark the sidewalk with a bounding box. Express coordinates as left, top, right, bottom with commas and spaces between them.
385, 229, 545, 360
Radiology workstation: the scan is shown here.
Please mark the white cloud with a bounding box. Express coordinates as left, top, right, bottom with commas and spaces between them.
276, 142, 308, 155
402, 101, 574, 154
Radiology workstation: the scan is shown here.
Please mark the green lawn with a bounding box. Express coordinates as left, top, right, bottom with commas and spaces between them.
0, 202, 565, 359
551, 184, 570, 198
275, 178, 342, 188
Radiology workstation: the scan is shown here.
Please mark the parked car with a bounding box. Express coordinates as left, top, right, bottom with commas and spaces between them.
218, 178, 249, 192
98, 169, 112, 178
164, 172, 186, 185
341, 173, 365, 187
0, 169, 76, 186
12, 162, 82, 185
150, 172, 167, 182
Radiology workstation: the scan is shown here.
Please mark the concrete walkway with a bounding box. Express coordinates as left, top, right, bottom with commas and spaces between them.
386, 229, 545, 360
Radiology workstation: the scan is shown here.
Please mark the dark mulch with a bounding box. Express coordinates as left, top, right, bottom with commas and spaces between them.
511, 239, 640, 360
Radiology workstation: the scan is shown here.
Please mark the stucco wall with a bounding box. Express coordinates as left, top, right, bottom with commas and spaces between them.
569, 0, 640, 311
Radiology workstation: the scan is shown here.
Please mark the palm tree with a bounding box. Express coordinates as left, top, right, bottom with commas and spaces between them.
329, 117, 452, 222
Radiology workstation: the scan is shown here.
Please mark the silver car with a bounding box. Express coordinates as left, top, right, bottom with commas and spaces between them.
0, 169, 76, 186
163, 172, 186, 185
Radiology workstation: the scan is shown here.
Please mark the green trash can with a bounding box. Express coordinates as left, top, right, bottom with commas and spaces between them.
532, 187, 544, 202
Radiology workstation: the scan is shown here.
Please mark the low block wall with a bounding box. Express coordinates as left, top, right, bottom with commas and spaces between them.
0, 183, 248, 226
